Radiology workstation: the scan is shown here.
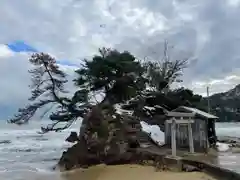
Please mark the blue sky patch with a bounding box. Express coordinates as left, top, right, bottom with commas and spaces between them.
5, 40, 78, 67
6, 40, 38, 53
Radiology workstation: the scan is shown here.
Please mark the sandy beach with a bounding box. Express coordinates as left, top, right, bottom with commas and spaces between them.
14, 164, 216, 180
55, 164, 216, 180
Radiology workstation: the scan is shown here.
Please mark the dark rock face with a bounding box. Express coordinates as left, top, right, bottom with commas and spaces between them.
182, 164, 200, 172
0, 140, 11, 144
65, 132, 79, 143
217, 136, 240, 148
57, 106, 144, 170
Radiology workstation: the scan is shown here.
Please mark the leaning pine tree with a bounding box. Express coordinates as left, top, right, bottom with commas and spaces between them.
9, 48, 149, 170
9, 44, 193, 170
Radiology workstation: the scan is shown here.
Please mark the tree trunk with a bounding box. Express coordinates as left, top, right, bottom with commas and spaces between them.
57, 99, 148, 170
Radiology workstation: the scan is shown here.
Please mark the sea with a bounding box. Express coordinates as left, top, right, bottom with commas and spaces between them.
0, 120, 240, 180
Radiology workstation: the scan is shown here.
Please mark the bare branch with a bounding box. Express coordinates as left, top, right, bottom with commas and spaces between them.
40, 118, 77, 133
144, 42, 189, 92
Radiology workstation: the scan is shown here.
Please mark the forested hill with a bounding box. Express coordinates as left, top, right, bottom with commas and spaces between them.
205, 84, 240, 122
129, 84, 240, 123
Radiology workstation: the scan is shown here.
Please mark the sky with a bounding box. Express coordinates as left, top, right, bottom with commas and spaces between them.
1, 0, 240, 119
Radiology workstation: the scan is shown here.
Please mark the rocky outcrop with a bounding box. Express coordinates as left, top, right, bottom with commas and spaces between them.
65, 132, 79, 143
57, 105, 146, 170
217, 136, 240, 146
217, 136, 240, 153
57, 89, 200, 171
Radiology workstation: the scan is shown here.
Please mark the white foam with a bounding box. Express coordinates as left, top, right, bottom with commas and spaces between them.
216, 142, 230, 152
220, 161, 237, 165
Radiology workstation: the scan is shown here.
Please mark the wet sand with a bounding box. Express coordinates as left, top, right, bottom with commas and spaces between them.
9, 164, 217, 180
54, 164, 216, 180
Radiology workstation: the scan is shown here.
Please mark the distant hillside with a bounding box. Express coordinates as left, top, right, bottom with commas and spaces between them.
206, 84, 240, 122
1, 85, 240, 122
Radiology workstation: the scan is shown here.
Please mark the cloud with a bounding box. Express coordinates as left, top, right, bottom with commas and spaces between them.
0, 51, 31, 118
1, 0, 240, 118
183, 69, 240, 96
0, 43, 78, 119
0, 44, 14, 58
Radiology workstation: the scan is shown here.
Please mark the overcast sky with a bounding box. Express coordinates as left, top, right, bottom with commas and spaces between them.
1, 0, 240, 118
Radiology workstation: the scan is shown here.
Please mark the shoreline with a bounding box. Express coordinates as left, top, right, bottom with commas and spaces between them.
2, 123, 240, 180
55, 144, 240, 180
13, 164, 217, 180
60, 164, 216, 180
55, 134, 240, 180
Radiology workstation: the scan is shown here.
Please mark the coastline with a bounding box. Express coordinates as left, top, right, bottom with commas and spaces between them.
2, 122, 240, 180
54, 143, 240, 180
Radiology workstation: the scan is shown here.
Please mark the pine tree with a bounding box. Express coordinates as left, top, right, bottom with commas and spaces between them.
9, 45, 203, 170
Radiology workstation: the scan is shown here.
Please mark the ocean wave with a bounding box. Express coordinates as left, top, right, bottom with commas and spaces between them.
15, 134, 49, 141
27, 156, 60, 163
1, 121, 240, 176
220, 161, 237, 165
35, 137, 49, 141
16, 134, 45, 139
8, 148, 44, 153
0, 140, 11, 144
41, 158, 60, 162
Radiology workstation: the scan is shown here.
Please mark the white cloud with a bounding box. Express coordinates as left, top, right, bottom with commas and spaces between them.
0, 54, 31, 105
227, 0, 240, 7
0, 45, 14, 58
1, 0, 240, 117
184, 73, 240, 96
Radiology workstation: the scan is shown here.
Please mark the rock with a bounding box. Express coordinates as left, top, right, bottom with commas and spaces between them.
217, 136, 240, 151
218, 136, 240, 144
0, 140, 11, 144
65, 131, 79, 143
57, 102, 179, 171
182, 164, 200, 172
57, 105, 146, 170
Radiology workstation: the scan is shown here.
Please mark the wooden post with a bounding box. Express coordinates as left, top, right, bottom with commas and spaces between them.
164, 121, 168, 144
188, 119, 194, 153
171, 118, 176, 156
